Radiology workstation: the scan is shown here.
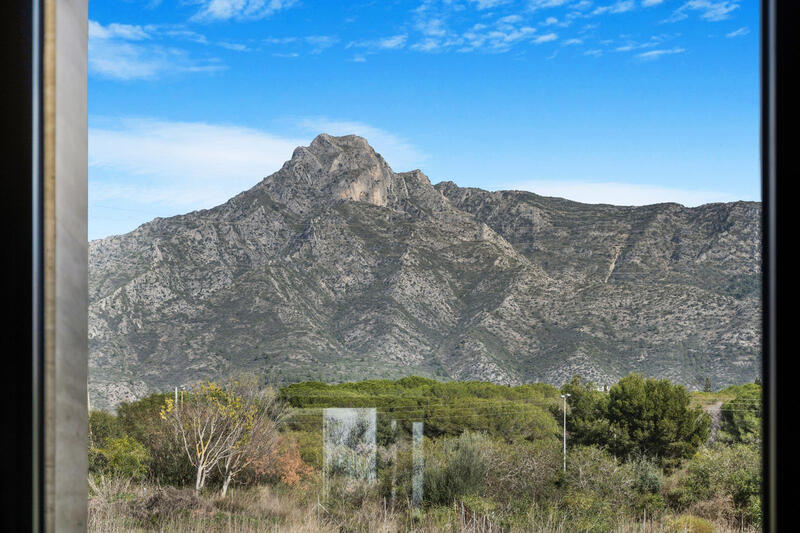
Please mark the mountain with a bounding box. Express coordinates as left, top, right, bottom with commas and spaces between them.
89, 134, 761, 410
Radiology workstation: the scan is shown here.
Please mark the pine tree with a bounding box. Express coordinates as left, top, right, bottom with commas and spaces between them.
704, 377, 712, 393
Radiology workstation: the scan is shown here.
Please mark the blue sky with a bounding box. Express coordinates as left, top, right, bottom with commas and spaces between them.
89, 0, 759, 240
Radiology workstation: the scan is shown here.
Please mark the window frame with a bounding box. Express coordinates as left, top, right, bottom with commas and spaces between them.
2, 0, 787, 530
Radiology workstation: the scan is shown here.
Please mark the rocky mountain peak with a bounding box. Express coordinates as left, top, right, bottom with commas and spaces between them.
258, 133, 446, 216
87, 133, 761, 410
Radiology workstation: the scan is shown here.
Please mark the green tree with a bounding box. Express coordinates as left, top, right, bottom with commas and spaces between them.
605, 374, 710, 463
719, 384, 761, 444
561, 376, 613, 446
703, 377, 712, 393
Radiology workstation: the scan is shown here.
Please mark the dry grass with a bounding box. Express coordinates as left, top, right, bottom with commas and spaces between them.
89, 477, 760, 532
89, 477, 334, 532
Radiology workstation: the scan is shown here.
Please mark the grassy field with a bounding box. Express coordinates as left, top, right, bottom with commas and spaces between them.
89, 476, 760, 533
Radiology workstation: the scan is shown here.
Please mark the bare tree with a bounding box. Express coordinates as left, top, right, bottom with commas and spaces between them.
217, 380, 287, 497
161, 381, 250, 492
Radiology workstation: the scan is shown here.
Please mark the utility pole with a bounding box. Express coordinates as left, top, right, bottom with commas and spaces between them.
560, 393, 571, 472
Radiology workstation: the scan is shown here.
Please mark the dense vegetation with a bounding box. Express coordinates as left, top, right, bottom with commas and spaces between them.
88, 374, 762, 532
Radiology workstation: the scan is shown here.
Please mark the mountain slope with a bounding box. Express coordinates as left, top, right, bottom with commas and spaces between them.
89, 134, 760, 409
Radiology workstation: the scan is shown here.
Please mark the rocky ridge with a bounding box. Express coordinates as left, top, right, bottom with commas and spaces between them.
89, 134, 761, 409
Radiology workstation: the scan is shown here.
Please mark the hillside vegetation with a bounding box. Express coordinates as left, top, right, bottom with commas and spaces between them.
88, 374, 762, 532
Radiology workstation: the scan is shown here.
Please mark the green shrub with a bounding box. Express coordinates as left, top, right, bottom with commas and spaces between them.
563, 446, 637, 506
670, 443, 761, 526
89, 410, 123, 449
629, 453, 663, 493
484, 439, 561, 502
117, 393, 194, 484
280, 377, 561, 442
668, 514, 714, 533
289, 430, 323, 470
424, 431, 489, 505
95, 436, 150, 480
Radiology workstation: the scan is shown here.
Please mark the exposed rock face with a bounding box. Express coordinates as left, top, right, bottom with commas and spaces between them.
89, 134, 761, 409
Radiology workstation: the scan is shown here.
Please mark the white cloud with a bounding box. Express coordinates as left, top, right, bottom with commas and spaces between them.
592, 1, 635, 16
498, 15, 524, 24
416, 16, 448, 37
305, 35, 339, 54
263, 36, 298, 45
296, 118, 428, 171
89, 20, 150, 41
636, 47, 686, 59
191, 0, 299, 22
642, 0, 664, 6
348, 34, 408, 52
535, 32, 559, 43
528, 0, 572, 10
726, 26, 749, 38
616, 33, 679, 52
88, 116, 427, 238
498, 180, 740, 206
472, 0, 513, 8
665, 1, 740, 22
90, 117, 307, 213
378, 34, 409, 49
89, 20, 224, 80
217, 41, 250, 51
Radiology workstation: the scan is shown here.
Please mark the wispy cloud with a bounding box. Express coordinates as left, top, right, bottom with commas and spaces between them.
472, 0, 513, 8
347, 34, 408, 53
498, 180, 740, 206
89, 20, 150, 41
191, 0, 299, 22
217, 41, 250, 51
592, 1, 636, 16
408, 0, 562, 54
88, 116, 428, 238
263, 36, 298, 45
664, 1, 740, 23
535, 32, 559, 43
528, 0, 572, 10
615, 33, 680, 52
305, 35, 339, 54
89, 20, 225, 80
89, 117, 308, 236
636, 47, 686, 59
726, 26, 749, 38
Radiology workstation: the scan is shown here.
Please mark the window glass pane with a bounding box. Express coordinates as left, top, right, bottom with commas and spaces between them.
88, 1, 762, 531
